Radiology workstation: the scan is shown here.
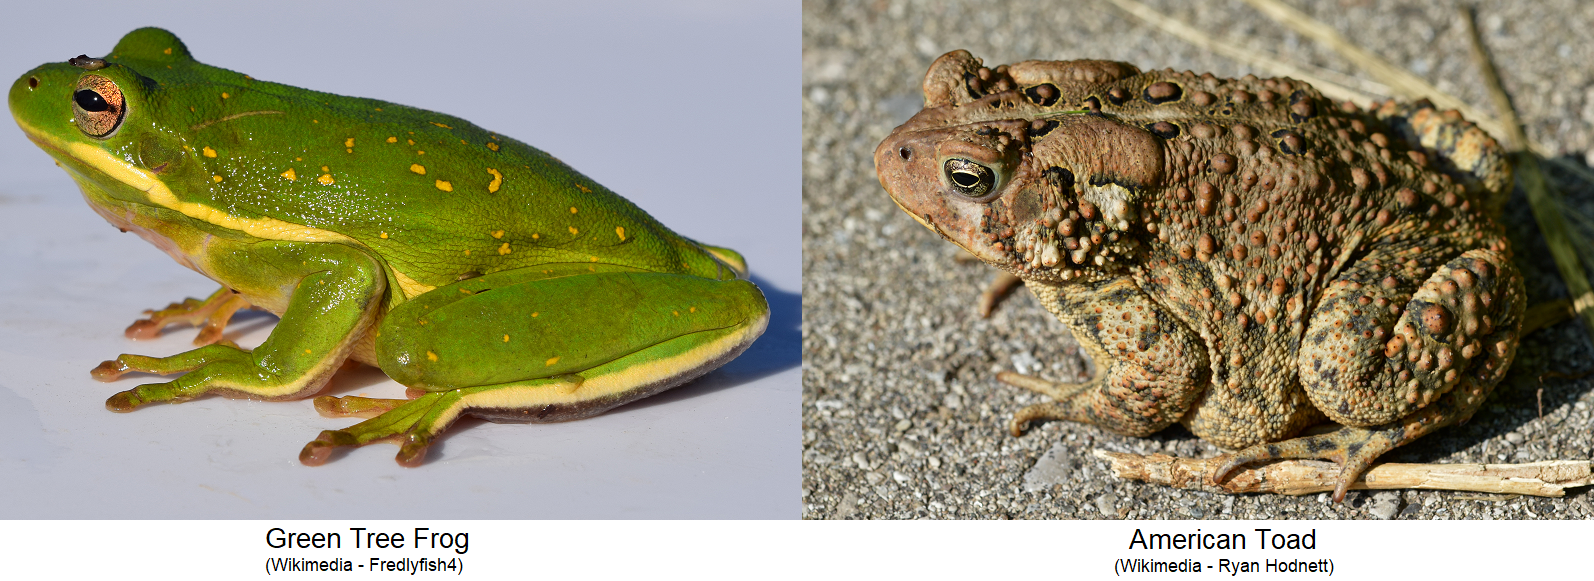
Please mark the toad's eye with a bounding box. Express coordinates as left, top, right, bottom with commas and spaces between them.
943, 158, 995, 199
72, 75, 126, 138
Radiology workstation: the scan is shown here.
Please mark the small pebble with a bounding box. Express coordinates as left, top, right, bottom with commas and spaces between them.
1095, 492, 1119, 518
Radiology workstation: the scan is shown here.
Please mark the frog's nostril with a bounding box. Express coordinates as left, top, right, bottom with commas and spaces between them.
899, 147, 912, 161
27, 77, 38, 90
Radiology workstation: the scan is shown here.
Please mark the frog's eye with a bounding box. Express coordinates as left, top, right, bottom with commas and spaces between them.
72, 75, 126, 139
943, 158, 997, 199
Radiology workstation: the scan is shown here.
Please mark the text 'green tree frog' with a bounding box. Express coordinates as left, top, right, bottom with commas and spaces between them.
8, 28, 769, 465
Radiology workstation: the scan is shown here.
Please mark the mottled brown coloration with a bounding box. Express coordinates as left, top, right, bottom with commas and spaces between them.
875, 51, 1524, 501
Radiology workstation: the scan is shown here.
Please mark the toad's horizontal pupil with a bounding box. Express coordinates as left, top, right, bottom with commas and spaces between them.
952, 171, 980, 187
74, 89, 109, 112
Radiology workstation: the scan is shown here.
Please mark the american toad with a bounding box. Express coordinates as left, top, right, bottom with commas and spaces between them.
875, 51, 1524, 501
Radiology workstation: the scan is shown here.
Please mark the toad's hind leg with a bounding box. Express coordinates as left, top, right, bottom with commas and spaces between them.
1215, 249, 1524, 501
1004, 279, 1209, 438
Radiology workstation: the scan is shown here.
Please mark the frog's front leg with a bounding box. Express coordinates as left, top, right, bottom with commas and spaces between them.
120, 286, 252, 346
1215, 249, 1525, 501
300, 269, 769, 466
97, 241, 385, 410
1003, 278, 1210, 438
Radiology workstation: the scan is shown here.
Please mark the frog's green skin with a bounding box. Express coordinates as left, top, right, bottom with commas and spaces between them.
8, 28, 769, 466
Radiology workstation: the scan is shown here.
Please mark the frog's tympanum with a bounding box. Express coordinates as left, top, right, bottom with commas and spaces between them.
876, 51, 1522, 500
9, 28, 768, 465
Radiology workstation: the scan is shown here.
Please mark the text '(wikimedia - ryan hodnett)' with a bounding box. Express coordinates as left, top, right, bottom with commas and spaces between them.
1116, 528, 1333, 575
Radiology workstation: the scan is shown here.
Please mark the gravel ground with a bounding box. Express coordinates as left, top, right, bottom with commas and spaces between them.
802, 0, 1594, 520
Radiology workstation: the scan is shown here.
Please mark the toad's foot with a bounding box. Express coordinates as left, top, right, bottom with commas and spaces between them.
1212, 388, 1477, 503
1211, 425, 1394, 503
122, 286, 252, 345
999, 371, 1093, 436
978, 272, 1023, 318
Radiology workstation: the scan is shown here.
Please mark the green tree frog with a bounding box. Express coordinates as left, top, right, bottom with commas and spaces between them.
7, 28, 769, 466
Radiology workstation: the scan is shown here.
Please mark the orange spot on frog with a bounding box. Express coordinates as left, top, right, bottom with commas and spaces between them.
486, 168, 502, 193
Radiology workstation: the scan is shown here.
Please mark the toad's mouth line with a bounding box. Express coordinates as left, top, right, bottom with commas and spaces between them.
884, 188, 1005, 264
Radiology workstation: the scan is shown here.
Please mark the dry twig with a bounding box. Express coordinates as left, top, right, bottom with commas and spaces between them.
1238, 0, 1519, 147
1094, 449, 1594, 497
1460, 7, 1594, 339
1106, 0, 1387, 105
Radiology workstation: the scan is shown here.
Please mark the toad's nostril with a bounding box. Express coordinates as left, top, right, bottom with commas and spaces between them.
899, 147, 912, 160
28, 76, 38, 90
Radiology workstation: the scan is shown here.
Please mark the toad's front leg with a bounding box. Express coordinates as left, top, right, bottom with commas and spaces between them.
1004, 278, 1211, 438
95, 241, 384, 409
1215, 249, 1525, 501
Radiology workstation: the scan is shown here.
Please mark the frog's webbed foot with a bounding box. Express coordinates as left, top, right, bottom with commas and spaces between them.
123, 287, 251, 345
977, 272, 1024, 318
301, 391, 464, 467
301, 375, 585, 467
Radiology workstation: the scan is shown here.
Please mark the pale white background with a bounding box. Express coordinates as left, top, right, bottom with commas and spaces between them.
0, 0, 798, 518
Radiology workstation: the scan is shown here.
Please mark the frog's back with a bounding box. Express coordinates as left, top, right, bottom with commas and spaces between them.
114, 29, 720, 291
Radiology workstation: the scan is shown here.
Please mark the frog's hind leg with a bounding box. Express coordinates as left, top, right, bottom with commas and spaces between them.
301, 271, 769, 466
1214, 249, 1525, 501
300, 311, 768, 466
1003, 280, 1209, 439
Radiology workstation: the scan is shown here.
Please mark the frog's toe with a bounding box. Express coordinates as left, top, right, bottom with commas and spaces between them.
1212, 427, 1392, 502
123, 318, 165, 340
105, 390, 142, 412
105, 383, 174, 412
91, 359, 131, 382
313, 395, 407, 419
396, 434, 434, 467
299, 430, 360, 466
